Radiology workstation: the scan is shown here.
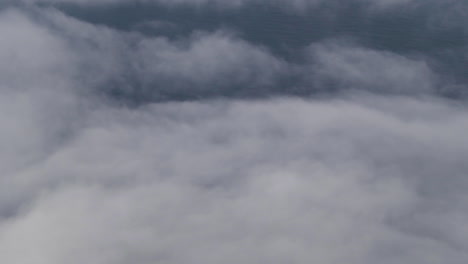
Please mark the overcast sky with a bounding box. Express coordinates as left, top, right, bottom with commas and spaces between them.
1, 1, 468, 263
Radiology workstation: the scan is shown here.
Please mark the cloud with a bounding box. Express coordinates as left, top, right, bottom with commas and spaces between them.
32, 8, 288, 101
0, 9, 81, 173
134, 31, 287, 96
305, 40, 436, 94
1, 2, 468, 264
19, 7, 441, 100
22, 0, 414, 10
2, 96, 468, 263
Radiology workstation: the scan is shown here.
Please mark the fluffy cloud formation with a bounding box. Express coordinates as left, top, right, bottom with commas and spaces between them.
1, 1, 468, 264
33, 8, 287, 101
134, 31, 286, 95
27, 7, 441, 100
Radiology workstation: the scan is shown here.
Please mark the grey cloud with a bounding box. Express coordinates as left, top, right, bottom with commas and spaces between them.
0, 9, 82, 173
23, 0, 414, 10
1, 2, 468, 264
32, 0, 468, 98
134, 31, 286, 93
35, 9, 288, 101
0, 9, 75, 91
305, 40, 436, 94
2, 97, 468, 263
23, 7, 445, 100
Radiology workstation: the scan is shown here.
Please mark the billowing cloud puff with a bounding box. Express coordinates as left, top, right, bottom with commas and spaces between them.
134, 31, 286, 95
32, 8, 287, 101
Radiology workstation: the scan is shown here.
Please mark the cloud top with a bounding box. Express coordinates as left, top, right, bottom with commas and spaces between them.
1, 1, 468, 263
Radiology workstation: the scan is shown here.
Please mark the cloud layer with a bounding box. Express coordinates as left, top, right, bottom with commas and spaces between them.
1, 1, 468, 263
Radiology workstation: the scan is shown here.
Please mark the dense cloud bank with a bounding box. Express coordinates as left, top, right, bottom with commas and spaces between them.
1, 1, 468, 263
